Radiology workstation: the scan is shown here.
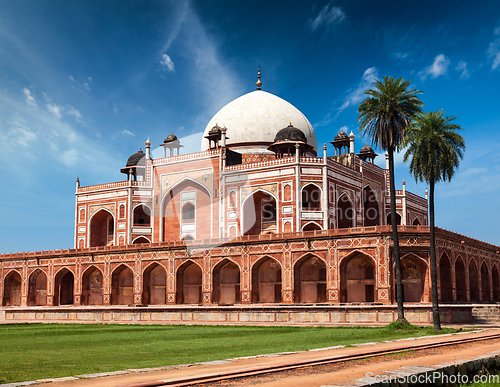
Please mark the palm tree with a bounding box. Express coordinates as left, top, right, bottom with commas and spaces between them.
401, 110, 465, 331
358, 76, 423, 323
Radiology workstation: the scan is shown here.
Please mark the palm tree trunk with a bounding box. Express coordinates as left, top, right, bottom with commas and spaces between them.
388, 149, 405, 322
429, 180, 441, 330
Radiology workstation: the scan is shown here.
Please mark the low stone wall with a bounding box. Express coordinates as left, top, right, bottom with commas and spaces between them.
1, 304, 473, 325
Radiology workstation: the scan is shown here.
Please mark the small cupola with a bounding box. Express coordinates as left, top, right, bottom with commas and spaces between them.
357, 145, 378, 164
121, 148, 146, 180
160, 132, 183, 157
268, 124, 316, 158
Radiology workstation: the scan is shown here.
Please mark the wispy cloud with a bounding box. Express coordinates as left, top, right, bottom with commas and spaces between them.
22, 88, 37, 107
456, 61, 470, 79
47, 103, 63, 119
122, 129, 135, 136
310, 3, 346, 32
419, 54, 450, 80
488, 24, 500, 70
160, 54, 175, 72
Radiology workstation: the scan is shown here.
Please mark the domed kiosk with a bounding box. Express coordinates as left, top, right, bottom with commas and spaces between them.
201, 90, 317, 155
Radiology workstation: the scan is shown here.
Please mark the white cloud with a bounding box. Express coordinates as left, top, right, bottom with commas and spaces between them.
338, 67, 378, 113
122, 129, 135, 136
419, 54, 450, 80
310, 3, 346, 31
84, 82, 90, 91
488, 25, 500, 70
160, 54, 175, 72
66, 106, 82, 121
456, 61, 470, 79
22, 88, 37, 107
46, 103, 63, 119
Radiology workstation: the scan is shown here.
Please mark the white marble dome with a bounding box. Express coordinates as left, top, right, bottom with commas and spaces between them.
201, 90, 317, 152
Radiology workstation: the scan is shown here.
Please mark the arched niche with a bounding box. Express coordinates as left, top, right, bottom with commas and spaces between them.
340, 253, 375, 303
400, 255, 427, 302
133, 236, 150, 244
337, 194, 354, 228
82, 266, 103, 305
89, 209, 115, 247
294, 255, 326, 303
492, 265, 500, 303
302, 222, 321, 232
241, 190, 277, 236
455, 257, 467, 303
28, 269, 47, 306
301, 184, 321, 210
412, 217, 421, 226
439, 253, 453, 303
386, 212, 401, 226
363, 186, 379, 226
252, 257, 282, 303
176, 261, 202, 304
54, 268, 74, 306
3, 271, 22, 306
143, 263, 166, 305
469, 260, 479, 303
213, 260, 240, 305
181, 203, 195, 223
481, 262, 490, 303
111, 265, 134, 305
133, 205, 151, 226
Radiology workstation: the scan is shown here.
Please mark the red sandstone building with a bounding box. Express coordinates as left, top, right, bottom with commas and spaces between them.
1, 77, 499, 324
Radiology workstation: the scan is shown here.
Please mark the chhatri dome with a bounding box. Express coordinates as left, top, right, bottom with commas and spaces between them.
201, 69, 317, 154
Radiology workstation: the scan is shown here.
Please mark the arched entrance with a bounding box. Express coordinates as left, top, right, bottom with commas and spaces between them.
242, 190, 277, 235
294, 255, 326, 303
337, 195, 354, 228
54, 269, 74, 306
386, 212, 401, 226
252, 257, 282, 303
82, 266, 103, 305
89, 209, 115, 247
213, 260, 240, 305
143, 263, 166, 305
302, 222, 321, 232
469, 260, 479, 303
439, 253, 453, 303
133, 205, 151, 226
363, 186, 379, 226
176, 261, 202, 304
455, 257, 467, 303
111, 265, 134, 305
28, 269, 47, 306
301, 184, 321, 210
340, 253, 375, 303
492, 265, 500, 303
400, 256, 427, 302
133, 237, 150, 244
481, 262, 490, 303
3, 271, 22, 306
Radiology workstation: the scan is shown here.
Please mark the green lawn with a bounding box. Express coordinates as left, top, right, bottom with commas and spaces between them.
0, 323, 458, 384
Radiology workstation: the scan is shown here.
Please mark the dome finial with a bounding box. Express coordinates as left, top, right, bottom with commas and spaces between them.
256, 67, 262, 90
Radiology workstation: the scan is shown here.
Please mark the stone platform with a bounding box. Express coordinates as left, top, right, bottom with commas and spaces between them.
0, 304, 474, 325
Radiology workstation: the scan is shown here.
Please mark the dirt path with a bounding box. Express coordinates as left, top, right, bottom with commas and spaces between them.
42, 329, 500, 387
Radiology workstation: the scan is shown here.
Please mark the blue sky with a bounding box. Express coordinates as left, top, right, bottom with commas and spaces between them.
0, 0, 499, 253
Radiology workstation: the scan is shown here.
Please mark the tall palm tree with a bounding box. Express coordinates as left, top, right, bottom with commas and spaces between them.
358, 76, 423, 323
401, 110, 465, 331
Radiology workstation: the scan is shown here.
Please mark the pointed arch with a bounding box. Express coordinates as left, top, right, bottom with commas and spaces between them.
363, 185, 380, 226
412, 217, 421, 226
82, 266, 103, 305
176, 260, 202, 304
54, 268, 74, 306
89, 208, 115, 247
439, 252, 453, 303
480, 261, 490, 303
400, 254, 427, 302
302, 221, 322, 232
111, 264, 134, 305
301, 183, 322, 210
455, 256, 467, 303
241, 189, 277, 236
28, 269, 47, 306
133, 204, 151, 226
469, 259, 479, 303
293, 254, 326, 303
213, 259, 240, 305
337, 193, 354, 228
340, 252, 376, 303
132, 236, 151, 244
3, 270, 22, 306
492, 264, 500, 303
143, 263, 166, 305
386, 212, 401, 226
251, 256, 282, 303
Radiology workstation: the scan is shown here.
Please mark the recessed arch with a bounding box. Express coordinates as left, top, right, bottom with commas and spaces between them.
302, 221, 322, 231
492, 264, 500, 303
241, 189, 277, 236
28, 269, 47, 306
337, 193, 354, 228
82, 266, 103, 305
400, 254, 427, 302
89, 208, 115, 247
181, 202, 195, 223
455, 256, 467, 303
293, 254, 326, 303
54, 268, 74, 306
251, 256, 282, 303
111, 264, 134, 305
133, 204, 151, 226
143, 263, 166, 305
386, 212, 401, 226
213, 259, 240, 305
3, 270, 22, 306
481, 262, 490, 303
132, 236, 151, 244
363, 185, 380, 226
439, 253, 453, 303
176, 260, 202, 304
340, 252, 376, 303
301, 183, 322, 210
412, 217, 421, 226
469, 259, 479, 303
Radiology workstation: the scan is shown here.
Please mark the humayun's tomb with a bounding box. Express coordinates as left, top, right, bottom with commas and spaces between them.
1, 73, 499, 325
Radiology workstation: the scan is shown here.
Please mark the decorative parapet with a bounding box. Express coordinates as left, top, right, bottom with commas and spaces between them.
152, 148, 220, 166
224, 157, 295, 171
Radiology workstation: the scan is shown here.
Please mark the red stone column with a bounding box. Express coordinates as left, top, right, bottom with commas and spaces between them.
202, 252, 212, 305
46, 261, 54, 306
281, 249, 294, 304
102, 261, 111, 305
240, 246, 251, 304
166, 257, 176, 304
73, 262, 81, 306
133, 258, 142, 305
20, 265, 28, 306
327, 245, 340, 303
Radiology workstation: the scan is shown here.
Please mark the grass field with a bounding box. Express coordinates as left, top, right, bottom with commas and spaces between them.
0, 323, 459, 384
